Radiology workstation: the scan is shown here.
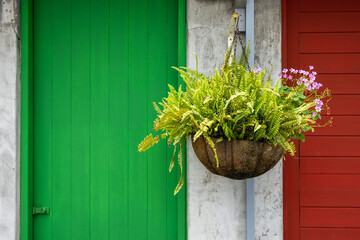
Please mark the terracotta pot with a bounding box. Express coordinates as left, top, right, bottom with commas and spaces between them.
192, 136, 284, 179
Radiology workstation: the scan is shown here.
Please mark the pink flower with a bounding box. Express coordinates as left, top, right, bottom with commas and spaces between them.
278, 73, 282, 78
312, 71, 317, 76
252, 67, 262, 73
288, 75, 293, 80
314, 99, 324, 112
309, 66, 314, 70
282, 69, 288, 73
309, 75, 316, 82
283, 74, 288, 78
312, 82, 323, 90
312, 112, 317, 117
290, 68, 295, 73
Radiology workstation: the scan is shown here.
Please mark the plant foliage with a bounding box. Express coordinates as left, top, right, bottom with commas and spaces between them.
138, 43, 331, 195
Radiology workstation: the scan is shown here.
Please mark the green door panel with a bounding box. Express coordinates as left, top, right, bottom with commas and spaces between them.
33, 0, 186, 239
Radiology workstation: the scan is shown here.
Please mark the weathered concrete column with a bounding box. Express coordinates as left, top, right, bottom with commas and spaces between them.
0, 1, 20, 239
187, 1, 247, 239
187, 0, 282, 239
254, 0, 283, 239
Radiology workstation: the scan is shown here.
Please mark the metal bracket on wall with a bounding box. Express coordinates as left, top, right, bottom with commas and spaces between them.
32, 207, 50, 215
235, 8, 246, 32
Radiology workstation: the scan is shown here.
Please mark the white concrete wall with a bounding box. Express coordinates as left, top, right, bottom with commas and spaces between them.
187, 1, 247, 240
0, 0, 20, 240
254, 0, 282, 239
187, 0, 282, 239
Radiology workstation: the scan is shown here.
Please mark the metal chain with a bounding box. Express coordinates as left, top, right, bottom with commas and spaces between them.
233, 22, 251, 70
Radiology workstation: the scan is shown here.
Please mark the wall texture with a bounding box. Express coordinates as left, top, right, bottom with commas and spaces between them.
0, 0, 20, 240
187, 1, 247, 239
254, 0, 282, 239
187, 0, 282, 239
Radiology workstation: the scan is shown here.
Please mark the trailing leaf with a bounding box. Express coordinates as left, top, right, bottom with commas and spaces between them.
138, 134, 160, 152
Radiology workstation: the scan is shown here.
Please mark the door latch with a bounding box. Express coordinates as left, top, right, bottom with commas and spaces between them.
33, 207, 50, 215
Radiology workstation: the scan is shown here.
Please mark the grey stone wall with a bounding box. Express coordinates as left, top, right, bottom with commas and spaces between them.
254, 1, 283, 239
0, 0, 20, 240
187, 1, 247, 239
187, 0, 282, 239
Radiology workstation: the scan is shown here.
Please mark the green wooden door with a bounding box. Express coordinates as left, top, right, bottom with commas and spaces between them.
32, 0, 186, 239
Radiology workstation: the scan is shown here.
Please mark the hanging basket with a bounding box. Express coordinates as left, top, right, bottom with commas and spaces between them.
192, 136, 284, 179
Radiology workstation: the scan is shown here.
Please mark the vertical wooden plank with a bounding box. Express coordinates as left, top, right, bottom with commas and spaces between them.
70, 0, 90, 238
166, 0, 179, 238
89, 0, 110, 239
109, 0, 129, 239
283, 0, 300, 239
20, 0, 34, 239
177, 1, 187, 239
147, 0, 168, 239
52, 0, 71, 239
33, 0, 52, 239
128, 0, 148, 238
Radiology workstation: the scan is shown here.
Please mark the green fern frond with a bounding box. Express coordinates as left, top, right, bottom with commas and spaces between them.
138, 134, 160, 152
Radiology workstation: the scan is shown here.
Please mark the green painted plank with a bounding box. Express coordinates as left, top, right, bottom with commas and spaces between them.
20, 0, 34, 239
177, 0, 187, 239
70, 0, 90, 238
52, 0, 71, 238
33, 0, 52, 239
128, 0, 149, 238
147, 0, 168, 239
109, 0, 129, 239
89, 0, 110, 239
166, 0, 180, 238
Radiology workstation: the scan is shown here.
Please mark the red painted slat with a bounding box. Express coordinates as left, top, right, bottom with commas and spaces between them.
301, 208, 360, 228
301, 190, 360, 207
301, 157, 360, 174
300, 175, 360, 206
306, 116, 360, 136
301, 228, 360, 240
300, 137, 360, 157
300, 12, 360, 33
300, 0, 360, 12
283, 0, 301, 238
300, 33, 360, 53
315, 95, 360, 116
315, 74, 360, 95
301, 174, 360, 191
300, 54, 360, 74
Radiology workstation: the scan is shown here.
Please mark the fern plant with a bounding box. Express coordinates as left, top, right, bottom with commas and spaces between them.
138, 44, 331, 195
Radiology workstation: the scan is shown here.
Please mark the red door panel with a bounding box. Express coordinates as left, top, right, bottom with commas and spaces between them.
300, 137, 360, 156
301, 157, 360, 173
300, 33, 360, 53
283, 0, 360, 239
301, 208, 360, 228
301, 228, 360, 240
306, 116, 360, 136
311, 75, 360, 95
300, 0, 360, 12
300, 12, 360, 32
300, 54, 360, 74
